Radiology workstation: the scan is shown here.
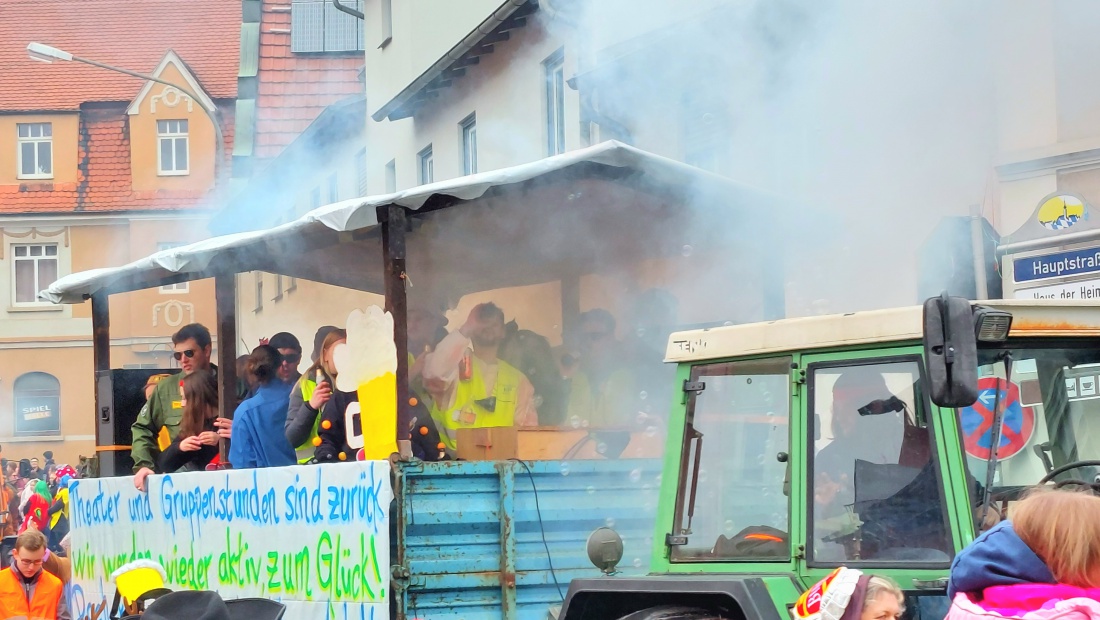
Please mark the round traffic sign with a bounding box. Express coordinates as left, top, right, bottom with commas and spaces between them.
959, 377, 1035, 460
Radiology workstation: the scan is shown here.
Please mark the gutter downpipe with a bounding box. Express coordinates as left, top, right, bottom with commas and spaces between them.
333, 0, 365, 20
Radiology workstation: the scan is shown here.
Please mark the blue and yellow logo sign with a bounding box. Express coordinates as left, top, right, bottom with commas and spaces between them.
1037, 194, 1086, 231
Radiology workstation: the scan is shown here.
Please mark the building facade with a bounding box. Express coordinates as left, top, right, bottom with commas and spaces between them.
0, 0, 239, 463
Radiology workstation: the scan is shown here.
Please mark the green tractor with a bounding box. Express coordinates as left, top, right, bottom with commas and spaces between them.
559, 296, 1100, 620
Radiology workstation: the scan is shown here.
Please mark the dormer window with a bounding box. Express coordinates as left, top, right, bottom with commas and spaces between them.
157, 119, 189, 175
17, 123, 53, 180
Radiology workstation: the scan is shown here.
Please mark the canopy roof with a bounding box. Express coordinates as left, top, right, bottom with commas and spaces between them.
43, 141, 805, 305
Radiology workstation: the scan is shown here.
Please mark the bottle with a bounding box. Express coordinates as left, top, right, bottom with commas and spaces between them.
316, 368, 324, 386
459, 349, 473, 382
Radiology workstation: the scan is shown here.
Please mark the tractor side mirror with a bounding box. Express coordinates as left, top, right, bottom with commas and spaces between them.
923, 294, 979, 408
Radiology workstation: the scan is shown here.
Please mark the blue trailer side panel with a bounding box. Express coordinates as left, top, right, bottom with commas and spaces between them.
393, 459, 661, 620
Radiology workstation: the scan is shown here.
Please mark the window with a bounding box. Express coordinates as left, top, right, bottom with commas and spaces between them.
291, 0, 364, 53
17, 123, 52, 179
13, 372, 61, 437
310, 187, 322, 210
964, 347, 1100, 513
327, 172, 339, 203
418, 145, 434, 185
157, 243, 189, 293
808, 359, 952, 565
385, 159, 396, 193
12, 244, 58, 305
287, 277, 298, 293
273, 274, 284, 302
253, 272, 264, 312
157, 120, 189, 175
356, 148, 367, 196
461, 114, 478, 176
683, 100, 731, 176
544, 49, 566, 156
672, 358, 791, 561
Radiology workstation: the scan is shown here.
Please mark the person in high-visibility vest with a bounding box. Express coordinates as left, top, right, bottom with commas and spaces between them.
286, 328, 346, 463
423, 303, 538, 451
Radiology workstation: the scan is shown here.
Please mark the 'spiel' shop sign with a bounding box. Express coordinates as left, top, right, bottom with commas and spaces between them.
15, 396, 60, 435
68, 462, 392, 620
1014, 246, 1100, 283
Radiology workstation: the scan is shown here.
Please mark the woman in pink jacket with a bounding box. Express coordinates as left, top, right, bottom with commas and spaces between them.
947, 487, 1100, 620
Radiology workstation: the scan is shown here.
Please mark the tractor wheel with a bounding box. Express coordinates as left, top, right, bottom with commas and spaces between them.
617, 606, 727, 620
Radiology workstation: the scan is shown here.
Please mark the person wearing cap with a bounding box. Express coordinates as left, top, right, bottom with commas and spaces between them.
131, 324, 230, 492
792, 567, 904, 620
268, 331, 303, 387
0, 529, 68, 620
813, 368, 910, 561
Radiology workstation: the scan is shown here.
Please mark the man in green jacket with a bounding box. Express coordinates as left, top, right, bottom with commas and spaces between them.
131, 324, 230, 491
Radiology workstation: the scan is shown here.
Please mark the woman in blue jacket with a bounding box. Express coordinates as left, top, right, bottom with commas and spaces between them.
229, 345, 296, 468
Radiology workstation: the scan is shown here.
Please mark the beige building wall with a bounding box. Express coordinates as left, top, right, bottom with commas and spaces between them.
129, 62, 218, 193
362, 3, 581, 194
991, 3, 1100, 236
0, 214, 217, 465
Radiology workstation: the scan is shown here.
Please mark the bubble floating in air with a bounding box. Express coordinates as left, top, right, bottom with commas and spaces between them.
639, 391, 648, 400
560, 463, 570, 477
629, 469, 642, 483
605, 517, 616, 528
633, 558, 643, 568
569, 416, 581, 429
681, 245, 693, 257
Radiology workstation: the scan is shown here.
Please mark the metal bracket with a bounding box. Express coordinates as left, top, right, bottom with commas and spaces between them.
682, 380, 706, 394
665, 533, 688, 546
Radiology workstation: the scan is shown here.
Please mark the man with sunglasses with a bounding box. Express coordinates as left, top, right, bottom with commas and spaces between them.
131, 324, 228, 491
564, 309, 635, 428
268, 332, 303, 388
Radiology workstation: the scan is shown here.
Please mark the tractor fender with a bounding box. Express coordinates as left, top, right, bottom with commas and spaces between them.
559, 575, 792, 620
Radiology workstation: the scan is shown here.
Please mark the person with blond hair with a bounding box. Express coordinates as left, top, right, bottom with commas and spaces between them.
947, 487, 1100, 620
791, 567, 905, 620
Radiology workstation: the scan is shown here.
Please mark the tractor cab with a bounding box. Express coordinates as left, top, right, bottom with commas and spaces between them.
563, 298, 1100, 620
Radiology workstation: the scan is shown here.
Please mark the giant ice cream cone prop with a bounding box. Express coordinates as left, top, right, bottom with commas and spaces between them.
333, 306, 398, 460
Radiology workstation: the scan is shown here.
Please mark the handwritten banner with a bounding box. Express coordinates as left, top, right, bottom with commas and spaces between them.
68, 462, 392, 620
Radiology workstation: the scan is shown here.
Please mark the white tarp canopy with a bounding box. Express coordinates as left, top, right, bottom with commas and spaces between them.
42, 141, 794, 304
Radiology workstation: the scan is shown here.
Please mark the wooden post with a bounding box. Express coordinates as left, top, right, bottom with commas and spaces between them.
381, 205, 412, 451
91, 292, 116, 475
560, 270, 581, 344
215, 274, 238, 464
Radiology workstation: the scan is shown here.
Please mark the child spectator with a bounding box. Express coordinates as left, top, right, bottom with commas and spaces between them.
946, 487, 1100, 620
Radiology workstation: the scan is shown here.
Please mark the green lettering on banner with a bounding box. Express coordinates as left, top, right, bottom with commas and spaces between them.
70, 462, 392, 616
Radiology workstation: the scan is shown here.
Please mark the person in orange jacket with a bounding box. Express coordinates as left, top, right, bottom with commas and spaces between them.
0, 529, 68, 619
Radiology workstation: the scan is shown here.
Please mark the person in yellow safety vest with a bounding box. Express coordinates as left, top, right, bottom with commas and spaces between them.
423, 303, 538, 451
286, 328, 346, 463
564, 309, 637, 428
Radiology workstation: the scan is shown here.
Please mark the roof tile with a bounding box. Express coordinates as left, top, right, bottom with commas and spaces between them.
0, 0, 240, 111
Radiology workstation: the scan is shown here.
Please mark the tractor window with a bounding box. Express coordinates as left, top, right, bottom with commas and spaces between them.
965, 346, 1100, 521
808, 359, 953, 566
670, 357, 790, 562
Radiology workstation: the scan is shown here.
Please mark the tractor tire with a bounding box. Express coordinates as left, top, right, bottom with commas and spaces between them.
617, 606, 727, 620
